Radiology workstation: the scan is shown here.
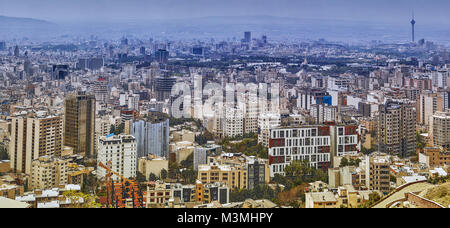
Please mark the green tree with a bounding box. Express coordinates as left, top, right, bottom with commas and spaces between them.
160, 169, 168, 180
63, 191, 101, 208
136, 171, 146, 183
272, 161, 327, 190
181, 169, 197, 184
340, 157, 349, 167
180, 154, 194, 169
148, 173, 158, 181
82, 173, 98, 195
0, 144, 8, 160
168, 162, 181, 180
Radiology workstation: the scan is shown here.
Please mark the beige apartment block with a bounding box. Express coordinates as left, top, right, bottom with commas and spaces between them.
9, 112, 63, 175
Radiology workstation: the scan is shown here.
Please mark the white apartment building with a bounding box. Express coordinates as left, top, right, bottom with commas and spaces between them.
244, 99, 259, 134
97, 135, 137, 181
94, 116, 112, 154
223, 108, 244, 138
310, 104, 338, 124
431, 111, 450, 150
258, 113, 281, 147
268, 124, 359, 177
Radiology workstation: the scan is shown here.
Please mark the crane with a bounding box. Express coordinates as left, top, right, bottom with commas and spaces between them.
98, 161, 144, 208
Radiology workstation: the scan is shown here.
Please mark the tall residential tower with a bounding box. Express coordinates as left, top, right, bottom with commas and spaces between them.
64, 92, 96, 157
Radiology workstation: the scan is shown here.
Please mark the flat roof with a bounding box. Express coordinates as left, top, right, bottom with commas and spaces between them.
0, 197, 30, 208
307, 192, 337, 203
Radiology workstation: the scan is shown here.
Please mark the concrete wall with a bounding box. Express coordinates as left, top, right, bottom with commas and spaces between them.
405, 192, 445, 208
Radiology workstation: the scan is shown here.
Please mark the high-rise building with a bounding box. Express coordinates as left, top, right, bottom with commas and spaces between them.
431, 111, 450, 150
93, 77, 109, 103
131, 111, 170, 158
192, 47, 203, 55
154, 72, 176, 101
258, 113, 281, 147
140, 47, 146, 55
77, 57, 104, 70
14, 45, 19, 57
154, 49, 169, 64
417, 92, 444, 126
64, 92, 96, 157
377, 101, 416, 157
121, 38, 129, 46
262, 35, 267, 44
224, 108, 244, 138
310, 104, 338, 124
298, 88, 332, 111
244, 31, 251, 43
52, 65, 69, 80
0, 41, 6, 51
96, 135, 137, 181
88, 57, 104, 70
9, 112, 63, 174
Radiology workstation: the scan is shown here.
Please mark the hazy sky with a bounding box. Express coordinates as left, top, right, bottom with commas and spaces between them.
0, 0, 449, 25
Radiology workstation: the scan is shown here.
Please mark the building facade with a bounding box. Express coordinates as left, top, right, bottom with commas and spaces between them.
31, 156, 69, 190
64, 92, 96, 157
131, 112, 170, 158
377, 101, 416, 157
268, 123, 359, 177
9, 112, 63, 174
97, 135, 137, 181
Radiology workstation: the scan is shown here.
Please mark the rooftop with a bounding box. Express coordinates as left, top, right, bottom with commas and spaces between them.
307, 192, 337, 203
0, 197, 30, 208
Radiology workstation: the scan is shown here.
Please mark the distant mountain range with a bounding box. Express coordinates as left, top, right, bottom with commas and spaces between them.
0, 15, 60, 41
0, 15, 56, 27
0, 14, 449, 45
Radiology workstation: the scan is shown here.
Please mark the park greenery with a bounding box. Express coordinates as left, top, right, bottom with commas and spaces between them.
273, 160, 328, 191
167, 154, 197, 185
63, 190, 101, 208
0, 144, 8, 160
195, 131, 215, 145
169, 117, 202, 129
339, 157, 362, 167
230, 160, 328, 207
218, 133, 268, 159
230, 184, 280, 204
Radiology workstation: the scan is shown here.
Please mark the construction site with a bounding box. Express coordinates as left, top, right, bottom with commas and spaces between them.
98, 162, 145, 208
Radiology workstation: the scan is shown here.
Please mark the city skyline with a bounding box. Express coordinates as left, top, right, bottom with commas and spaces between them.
0, 0, 449, 211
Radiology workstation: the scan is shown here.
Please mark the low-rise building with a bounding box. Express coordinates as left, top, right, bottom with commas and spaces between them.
194, 144, 222, 170
15, 184, 82, 208
198, 163, 247, 189
305, 191, 338, 208
138, 155, 169, 179
419, 147, 450, 168
146, 180, 230, 208
31, 156, 69, 190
